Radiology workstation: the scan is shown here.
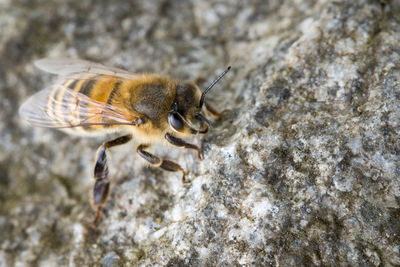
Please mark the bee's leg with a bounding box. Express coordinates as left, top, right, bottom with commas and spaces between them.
165, 133, 204, 160
205, 102, 229, 119
136, 144, 188, 183
92, 134, 132, 226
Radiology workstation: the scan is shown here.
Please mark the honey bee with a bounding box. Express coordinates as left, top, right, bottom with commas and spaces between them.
19, 58, 230, 225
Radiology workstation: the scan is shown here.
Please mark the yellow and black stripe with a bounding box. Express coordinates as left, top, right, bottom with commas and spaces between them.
49, 75, 136, 130
74, 79, 97, 129
45, 74, 145, 130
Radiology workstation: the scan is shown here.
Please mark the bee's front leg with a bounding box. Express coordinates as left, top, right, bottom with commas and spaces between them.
91, 134, 132, 226
205, 102, 229, 119
136, 144, 188, 183
165, 133, 204, 160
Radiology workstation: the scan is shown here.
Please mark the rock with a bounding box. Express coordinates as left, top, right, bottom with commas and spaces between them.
1, 0, 400, 266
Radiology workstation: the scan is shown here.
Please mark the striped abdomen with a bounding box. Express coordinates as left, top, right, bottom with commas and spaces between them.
46, 75, 134, 132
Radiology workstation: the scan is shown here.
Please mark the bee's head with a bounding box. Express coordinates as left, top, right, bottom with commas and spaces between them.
168, 67, 231, 135
168, 83, 209, 135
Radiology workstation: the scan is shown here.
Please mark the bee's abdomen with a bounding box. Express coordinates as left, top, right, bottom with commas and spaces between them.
46, 79, 80, 125
46, 76, 122, 131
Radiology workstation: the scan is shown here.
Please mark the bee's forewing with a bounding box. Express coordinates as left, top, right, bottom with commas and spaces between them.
19, 88, 68, 128
34, 58, 140, 79
19, 85, 141, 129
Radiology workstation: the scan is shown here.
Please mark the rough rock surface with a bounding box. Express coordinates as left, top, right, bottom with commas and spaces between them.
1, 0, 400, 266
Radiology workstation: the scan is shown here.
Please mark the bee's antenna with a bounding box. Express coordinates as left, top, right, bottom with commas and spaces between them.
199, 66, 231, 108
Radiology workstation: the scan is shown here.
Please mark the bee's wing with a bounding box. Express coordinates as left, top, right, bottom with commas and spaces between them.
35, 58, 139, 80
19, 85, 143, 129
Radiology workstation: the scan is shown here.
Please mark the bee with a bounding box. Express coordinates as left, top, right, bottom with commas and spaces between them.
19, 58, 230, 225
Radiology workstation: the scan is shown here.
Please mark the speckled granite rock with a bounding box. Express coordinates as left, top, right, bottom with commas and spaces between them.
1, 0, 400, 266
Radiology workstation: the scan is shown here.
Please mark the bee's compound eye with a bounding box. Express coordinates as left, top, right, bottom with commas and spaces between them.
168, 112, 184, 131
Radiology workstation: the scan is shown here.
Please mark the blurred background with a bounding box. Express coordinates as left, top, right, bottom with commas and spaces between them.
1, 0, 400, 266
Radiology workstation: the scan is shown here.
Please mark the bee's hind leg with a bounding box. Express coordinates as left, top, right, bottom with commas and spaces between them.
91, 134, 132, 226
165, 133, 204, 160
136, 144, 188, 183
